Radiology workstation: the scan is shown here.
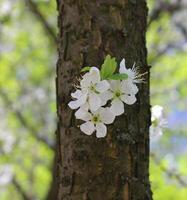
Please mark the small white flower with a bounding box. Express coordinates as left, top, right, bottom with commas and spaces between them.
79, 107, 115, 138
101, 80, 138, 116
68, 67, 110, 112
150, 105, 167, 139
151, 105, 164, 121
120, 59, 144, 83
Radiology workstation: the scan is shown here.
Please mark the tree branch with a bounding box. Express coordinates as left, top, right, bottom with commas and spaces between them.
12, 178, 32, 200
24, 0, 57, 45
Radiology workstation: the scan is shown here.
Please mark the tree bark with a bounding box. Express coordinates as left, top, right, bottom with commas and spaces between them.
56, 0, 152, 199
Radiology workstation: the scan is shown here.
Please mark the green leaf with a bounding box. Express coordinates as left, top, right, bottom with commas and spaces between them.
100, 55, 117, 79
108, 73, 128, 80
81, 66, 91, 72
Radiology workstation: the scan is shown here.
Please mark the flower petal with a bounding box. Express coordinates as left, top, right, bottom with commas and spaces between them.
71, 90, 82, 99
99, 108, 115, 124
151, 105, 163, 119
96, 80, 110, 93
110, 80, 121, 91
121, 94, 136, 105
68, 100, 80, 109
150, 126, 163, 140
121, 80, 138, 95
68, 93, 87, 109
89, 67, 100, 84
81, 102, 89, 110
110, 99, 124, 116
80, 121, 95, 135
88, 93, 101, 111
100, 91, 113, 106
75, 106, 91, 121
95, 123, 107, 138
119, 58, 128, 74
80, 73, 91, 90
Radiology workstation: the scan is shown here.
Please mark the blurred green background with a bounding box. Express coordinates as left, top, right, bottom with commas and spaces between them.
0, 0, 186, 199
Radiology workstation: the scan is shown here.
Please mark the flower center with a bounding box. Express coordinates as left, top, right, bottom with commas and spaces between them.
152, 119, 159, 127
89, 83, 99, 94
113, 90, 122, 99
91, 114, 101, 123
90, 84, 96, 91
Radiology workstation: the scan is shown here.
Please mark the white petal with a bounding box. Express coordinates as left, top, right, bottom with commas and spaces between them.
159, 119, 167, 128
80, 73, 91, 90
121, 80, 138, 95
130, 83, 138, 94
100, 91, 113, 106
95, 123, 107, 138
110, 99, 124, 116
126, 69, 135, 80
88, 93, 101, 111
89, 67, 100, 84
99, 108, 115, 124
80, 121, 95, 135
75, 107, 91, 121
110, 80, 121, 91
151, 105, 163, 119
119, 58, 128, 74
71, 90, 82, 99
81, 102, 89, 111
150, 126, 163, 140
121, 94, 136, 105
68, 100, 80, 109
68, 93, 87, 109
96, 80, 110, 93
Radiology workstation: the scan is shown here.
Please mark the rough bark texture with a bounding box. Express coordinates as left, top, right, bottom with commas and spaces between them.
56, 0, 152, 199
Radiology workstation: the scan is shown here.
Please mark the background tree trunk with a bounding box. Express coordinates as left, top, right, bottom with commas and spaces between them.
56, 0, 152, 199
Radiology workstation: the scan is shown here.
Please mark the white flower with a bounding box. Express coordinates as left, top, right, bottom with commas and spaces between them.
151, 105, 164, 121
150, 105, 167, 139
120, 58, 144, 83
68, 67, 110, 111
101, 80, 138, 116
78, 107, 115, 138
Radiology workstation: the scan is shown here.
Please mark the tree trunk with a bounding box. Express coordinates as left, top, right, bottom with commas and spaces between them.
56, 0, 152, 199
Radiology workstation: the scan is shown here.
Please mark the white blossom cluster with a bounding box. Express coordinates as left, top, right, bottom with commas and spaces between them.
150, 105, 167, 140
68, 55, 143, 138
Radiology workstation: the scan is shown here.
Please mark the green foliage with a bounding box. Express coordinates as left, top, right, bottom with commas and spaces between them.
100, 55, 117, 79
150, 156, 187, 200
81, 66, 91, 72
107, 73, 128, 80
100, 55, 128, 80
